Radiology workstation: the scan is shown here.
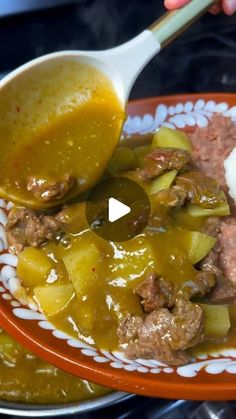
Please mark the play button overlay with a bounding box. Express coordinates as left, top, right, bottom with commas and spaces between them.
108, 198, 131, 222
86, 177, 151, 242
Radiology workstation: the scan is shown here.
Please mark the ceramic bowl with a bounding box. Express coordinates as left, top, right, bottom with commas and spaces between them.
0, 392, 133, 417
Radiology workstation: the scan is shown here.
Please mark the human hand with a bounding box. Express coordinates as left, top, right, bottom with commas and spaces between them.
164, 0, 236, 15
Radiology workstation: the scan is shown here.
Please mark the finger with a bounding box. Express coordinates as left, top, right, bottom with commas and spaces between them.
222, 0, 236, 15
209, 4, 222, 14
164, 0, 190, 10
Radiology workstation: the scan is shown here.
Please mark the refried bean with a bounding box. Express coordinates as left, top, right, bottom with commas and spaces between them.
190, 114, 236, 187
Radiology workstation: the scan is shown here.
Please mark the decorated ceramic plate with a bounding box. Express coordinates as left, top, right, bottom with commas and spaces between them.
1, 93, 236, 400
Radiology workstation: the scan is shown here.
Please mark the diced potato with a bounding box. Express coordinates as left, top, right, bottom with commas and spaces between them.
201, 304, 230, 338
148, 170, 177, 196
171, 207, 205, 231
151, 127, 192, 152
17, 247, 52, 289
133, 145, 150, 168
34, 283, 75, 316
184, 231, 216, 264
107, 147, 136, 175
63, 243, 101, 297
187, 202, 230, 217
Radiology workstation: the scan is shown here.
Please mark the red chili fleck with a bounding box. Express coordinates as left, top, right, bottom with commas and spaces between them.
16, 106, 20, 112
92, 267, 96, 272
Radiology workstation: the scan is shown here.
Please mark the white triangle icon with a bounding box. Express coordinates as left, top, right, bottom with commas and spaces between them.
108, 197, 131, 223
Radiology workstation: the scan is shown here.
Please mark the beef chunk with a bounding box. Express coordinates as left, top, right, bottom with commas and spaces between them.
171, 299, 204, 349
6, 207, 62, 253
136, 270, 214, 313
200, 248, 221, 277
117, 314, 143, 343
118, 299, 204, 366
219, 218, 236, 285
126, 201, 151, 237
182, 270, 215, 299
199, 218, 236, 303
201, 248, 234, 303
208, 275, 236, 304
176, 171, 225, 209
151, 185, 187, 208
202, 216, 221, 237
135, 272, 176, 312
151, 170, 224, 210
27, 174, 74, 202
138, 148, 191, 180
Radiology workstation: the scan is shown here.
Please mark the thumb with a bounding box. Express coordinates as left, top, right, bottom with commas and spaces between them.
164, 0, 191, 9
223, 0, 236, 15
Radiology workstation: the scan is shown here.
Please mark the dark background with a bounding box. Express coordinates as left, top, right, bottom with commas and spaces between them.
0, 0, 236, 99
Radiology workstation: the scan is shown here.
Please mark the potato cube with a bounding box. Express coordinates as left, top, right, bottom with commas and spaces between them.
184, 231, 216, 264
34, 283, 75, 316
201, 304, 231, 338
187, 202, 230, 217
63, 243, 101, 298
149, 170, 177, 195
133, 145, 150, 168
151, 127, 192, 152
107, 147, 136, 175
17, 247, 52, 289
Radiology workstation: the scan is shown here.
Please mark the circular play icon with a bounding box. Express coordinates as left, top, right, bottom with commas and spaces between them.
86, 177, 151, 242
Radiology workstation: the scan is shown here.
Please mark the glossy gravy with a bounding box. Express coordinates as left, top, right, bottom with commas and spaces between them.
0, 328, 109, 403
41, 216, 200, 350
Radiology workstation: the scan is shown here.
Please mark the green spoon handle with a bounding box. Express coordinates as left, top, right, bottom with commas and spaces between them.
150, 0, 218, 47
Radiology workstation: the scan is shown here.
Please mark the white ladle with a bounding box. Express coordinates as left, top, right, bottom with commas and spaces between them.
1, 0, 217, 106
